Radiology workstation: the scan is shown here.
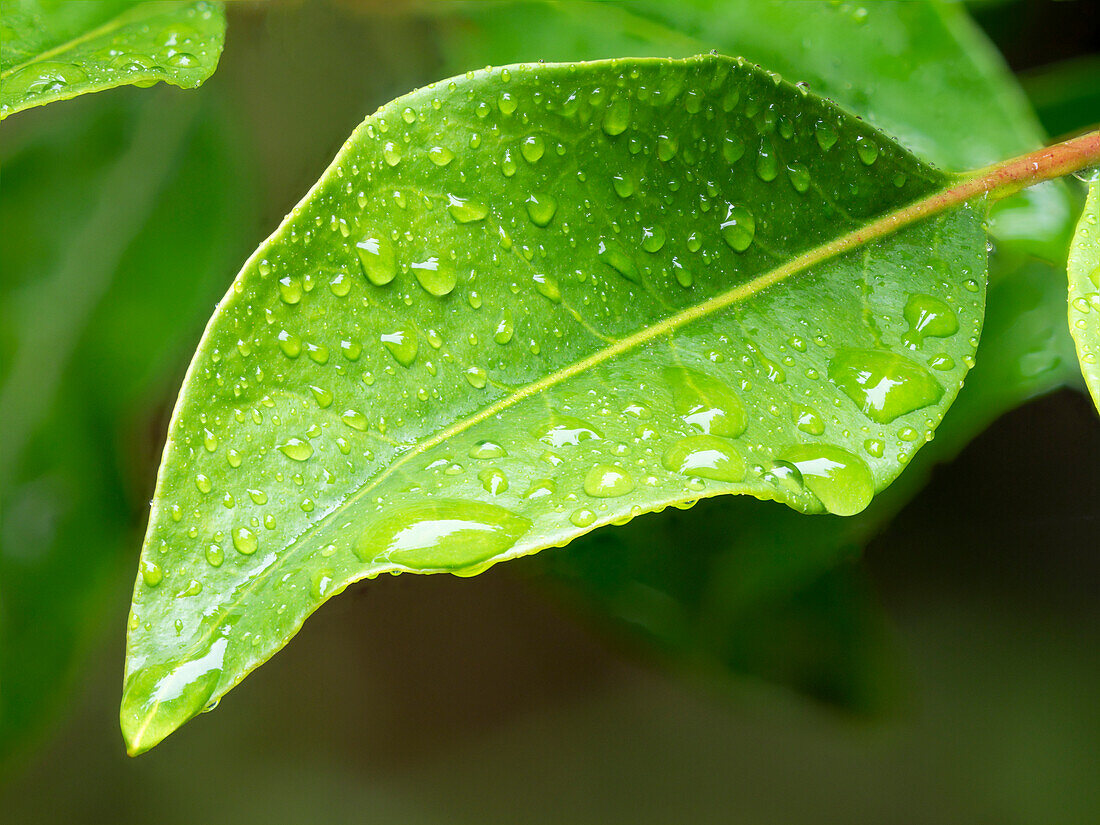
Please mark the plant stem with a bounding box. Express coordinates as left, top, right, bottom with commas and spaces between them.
799, 129, 1100, 277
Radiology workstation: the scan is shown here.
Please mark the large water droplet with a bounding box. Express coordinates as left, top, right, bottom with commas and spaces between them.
354, 500, 531, 570
279, 438, 314, 461
828, 349, 943, 424
232, 527, 259, 555
902, 293, 959, 348
665, 367, 747, 437
779, 444, 874, 516
720, 203, 756, 252
641, 225, 667, 253
356, 236, 396, 286
525, 192, 558, 227
411, 256, 457, 296
428, 145, 455, 166
583, 464, 635, 498
855, 135, 879, 165
381, 327, 418, 366
478, 467, 509, 494
756, 136, 779, 181
447, 195, 489, 224
602, 98, 631, 136
662, 435, 746, 482
533, 273, 562, 302
520, 135, 545, 163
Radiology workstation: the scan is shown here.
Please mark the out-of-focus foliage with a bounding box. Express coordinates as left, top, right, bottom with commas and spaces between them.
0, 88, 258, 770
0, 0, 225, 119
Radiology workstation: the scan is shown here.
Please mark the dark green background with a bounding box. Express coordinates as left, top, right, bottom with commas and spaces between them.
1, 1, 1098, 821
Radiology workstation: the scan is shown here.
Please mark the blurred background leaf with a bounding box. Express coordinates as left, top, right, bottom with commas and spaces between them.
0, 0, 1097, 821
0, 0, 226, 120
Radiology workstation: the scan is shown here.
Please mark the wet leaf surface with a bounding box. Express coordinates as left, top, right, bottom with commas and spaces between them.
122, 54, 988, 753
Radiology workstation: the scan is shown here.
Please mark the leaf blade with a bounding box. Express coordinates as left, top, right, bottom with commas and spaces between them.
122, 54, 986, 753
1069, 178, 1100, 411
0, 0, 225, 120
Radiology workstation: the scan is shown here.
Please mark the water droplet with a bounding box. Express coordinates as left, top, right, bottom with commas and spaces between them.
533, 272, 562, 302
794, 405, 825, 435
277, 330, 302, 358
583, 464, 635, 498
494, 309, 515, 344
780, 444, 874, 516
855, 135, 879, 165
4, 61, 87, 97
756, 136, 778, 181
469, 440, 507, 459
381, 326, 418, 366
786, 162, 810, 193
602, 98, 630, 135
828, 349, 944, 424
202, 428, 218, 452
598, 239, 641, 282
498, 92, 517, 115
536, 415, 603, 447
464, 366, 487, 388
232, 527, 259, 555
612, 174, 635, 198
195, 474, 212, 494
478, 467, 508, 494
428, 145, 455, 166
641, 225, 667, 253
525, 192, 558, 227
356, 236, 396, 286
411, 256, 457, 296
720, 203, 756, 252
309, 385, 333, 408
520, 134, 545, 163
353, 500, 530, 570
657, 134, 679, 161
248, 489, 268, 505
902, 293, 959, 348
447, 195, 488, 223
814, 120, 838, 150
863, 438, 885, 458
722, 134, 746, 163
383, 141, 402, 166
570, 508, 597, 527
141, 559, 163, 587
278, 276, 303, 304
665, 366, 747, 437
333, 407, 368, 432
662, 435, 746, 482
205, 544, 224, 567
279, 437, 314, 461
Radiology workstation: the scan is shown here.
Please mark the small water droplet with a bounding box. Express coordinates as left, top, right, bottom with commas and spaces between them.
533, 272, 562, 302
902, 293, 959, 348
428, 145, 455, 166
855, 135, 879, 165
814, 120, 838, 150
722, 134, 746, 163
641, 225, 667, 253
756, 136, 778, 181
478, 467, 509, 494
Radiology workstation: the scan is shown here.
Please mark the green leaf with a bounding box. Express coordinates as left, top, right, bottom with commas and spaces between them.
122, 54, 988, 754
0, 0, 225, 121
1068, 178, 1100, 412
